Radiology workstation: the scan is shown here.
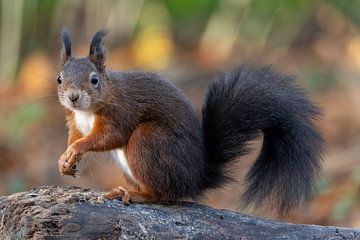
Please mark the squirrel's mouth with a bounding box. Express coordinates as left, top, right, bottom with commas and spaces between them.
67, 103, 87, 111
61, 99, 86, 111
58, 90, 92, 111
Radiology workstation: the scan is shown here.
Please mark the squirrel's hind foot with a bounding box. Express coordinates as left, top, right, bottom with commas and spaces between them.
105, 186, 157, 204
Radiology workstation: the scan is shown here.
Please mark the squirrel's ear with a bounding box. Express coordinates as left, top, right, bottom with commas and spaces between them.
61, 28, 72, 66
89, 30, 108, 72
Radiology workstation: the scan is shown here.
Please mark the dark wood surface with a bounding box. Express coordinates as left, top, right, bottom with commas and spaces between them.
0, 186, 359, 239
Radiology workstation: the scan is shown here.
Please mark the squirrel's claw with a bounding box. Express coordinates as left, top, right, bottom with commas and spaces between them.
58, 145, 83, 177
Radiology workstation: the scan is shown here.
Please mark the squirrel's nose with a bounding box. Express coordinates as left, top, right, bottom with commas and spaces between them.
67, 90, 80, 103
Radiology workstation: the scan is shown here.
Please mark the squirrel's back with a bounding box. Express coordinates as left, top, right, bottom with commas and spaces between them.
106, 70, 199, 128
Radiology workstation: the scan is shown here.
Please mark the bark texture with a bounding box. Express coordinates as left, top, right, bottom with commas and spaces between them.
0, 186, 359, 239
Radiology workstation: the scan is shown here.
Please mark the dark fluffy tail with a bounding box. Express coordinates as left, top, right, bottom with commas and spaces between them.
202, 65, 324, 214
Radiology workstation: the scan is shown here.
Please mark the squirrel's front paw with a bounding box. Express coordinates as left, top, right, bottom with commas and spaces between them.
58, 145, 83, 177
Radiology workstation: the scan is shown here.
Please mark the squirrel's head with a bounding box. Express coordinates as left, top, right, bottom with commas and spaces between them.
57, 29, 109, 112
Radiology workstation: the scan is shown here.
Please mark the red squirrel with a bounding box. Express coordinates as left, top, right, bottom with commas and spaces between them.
57, 29, 324, 214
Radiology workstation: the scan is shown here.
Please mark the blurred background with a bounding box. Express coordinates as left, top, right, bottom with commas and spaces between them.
1, 0, 360, 227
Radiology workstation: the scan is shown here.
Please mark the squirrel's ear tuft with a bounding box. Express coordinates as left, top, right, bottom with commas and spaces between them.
89, 30, 108, 72
61, 28, 72, 66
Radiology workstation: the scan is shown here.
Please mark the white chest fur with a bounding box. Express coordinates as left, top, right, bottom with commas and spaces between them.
73, 111, 134, 179
111, 149, 134, 179
74, 110, 95, 135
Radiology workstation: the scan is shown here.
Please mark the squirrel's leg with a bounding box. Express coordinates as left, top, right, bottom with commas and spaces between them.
58, 122, 83, 176
105, 122, 172, 203
105, 122, 175, 203
105, 186, 157, 203
59, 115, 126, 176
67, 128, 82, 146
59, 111, 84, 176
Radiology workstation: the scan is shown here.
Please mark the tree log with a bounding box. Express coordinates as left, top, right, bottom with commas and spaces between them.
0, 186, 359, 239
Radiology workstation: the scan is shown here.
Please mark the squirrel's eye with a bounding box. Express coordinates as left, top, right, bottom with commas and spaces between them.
57, 75, 62, 84
91, 75, 99, 86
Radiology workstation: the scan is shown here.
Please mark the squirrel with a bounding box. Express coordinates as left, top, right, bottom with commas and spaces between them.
57, 29, 324, 214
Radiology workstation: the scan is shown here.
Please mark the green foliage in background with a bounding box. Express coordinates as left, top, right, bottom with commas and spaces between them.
162, 0, 219, 46
2, 0, 360, 83
2, 102, 44, 145
330, 0, 360, 27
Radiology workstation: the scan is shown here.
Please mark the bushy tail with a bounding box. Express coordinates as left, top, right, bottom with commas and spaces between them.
202, 65, 324, 214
